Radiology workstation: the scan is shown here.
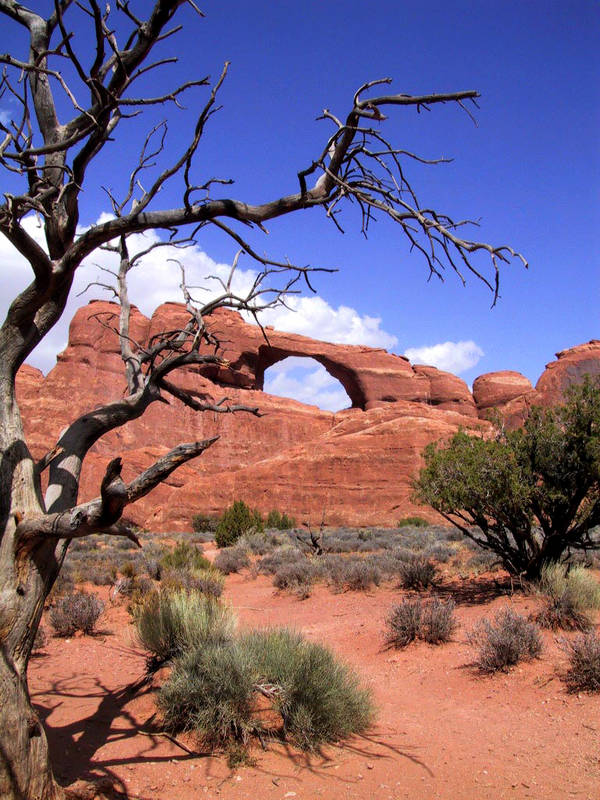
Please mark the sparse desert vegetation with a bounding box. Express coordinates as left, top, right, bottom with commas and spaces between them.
30, 522, 600, 798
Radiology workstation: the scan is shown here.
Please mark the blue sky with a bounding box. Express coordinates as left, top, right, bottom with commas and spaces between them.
1, 1, 598, 410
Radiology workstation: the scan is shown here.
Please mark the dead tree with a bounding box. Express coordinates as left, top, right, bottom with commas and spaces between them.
0, 2, 526, 798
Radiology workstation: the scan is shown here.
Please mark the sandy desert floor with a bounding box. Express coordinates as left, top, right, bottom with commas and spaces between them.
29, 570, 600, 800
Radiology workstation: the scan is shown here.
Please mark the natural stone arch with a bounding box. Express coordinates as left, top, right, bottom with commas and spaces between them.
255, 345, 368, 410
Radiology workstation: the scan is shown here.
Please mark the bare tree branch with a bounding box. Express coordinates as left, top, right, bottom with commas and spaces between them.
18, 437, 219, 546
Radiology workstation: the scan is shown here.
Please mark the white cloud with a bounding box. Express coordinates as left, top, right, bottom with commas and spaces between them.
264, 357, 351, 411
260, 296, 397, 349
404, 340, 484, 374
0, 212, 397, 378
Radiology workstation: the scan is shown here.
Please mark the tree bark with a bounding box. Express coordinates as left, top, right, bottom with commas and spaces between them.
0, 652, 61, 800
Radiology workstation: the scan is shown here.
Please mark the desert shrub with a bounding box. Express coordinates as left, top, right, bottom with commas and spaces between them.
243, 628, 374, 751
265, 509, 297, 530
421, 597, 457, 644
425, 542, 456, 563
538, 564, 600, 610
239, 531, 283, 555
160, 541, 212, 572
397, 516, 429, 528
126, 577, 156, 615
89, 565, 116, 586
535, 564, 600, 630
215, 500, 264, 548
111, 576, 135, 598
49, 592, 104, 637
272, 561, 318, 597
159, 640, 257, 749
257, 545, 303, 575
134, 589, 235, 668
560, 632, 600, 692
321, 554, 351, 591
120, 560, 138, 578
161, 566, 224, 598
144, 558, 161, 581
193, 568, 225, 598
115, 536, 137, 550
385, 599, 423, 647
398, 555, 437, 589
385, 597, 456, 647
214, 544, 250, 574
339, 559, 381, 591
440, 527, 465, 542
320, 536, 349, 553
468, 608, 542, 672
536, 594, 592, 631
158, 629, 373, 757
192, 513, 219, 534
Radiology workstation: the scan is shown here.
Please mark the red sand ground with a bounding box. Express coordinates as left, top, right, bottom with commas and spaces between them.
30, 572, 599, 800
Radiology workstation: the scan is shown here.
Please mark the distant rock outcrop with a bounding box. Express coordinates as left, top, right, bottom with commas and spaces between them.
16, 301, 600, 530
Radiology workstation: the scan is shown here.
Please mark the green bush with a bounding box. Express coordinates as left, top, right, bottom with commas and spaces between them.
468, 608, 542, 672
414, 378, 600, 581
244, 629, 373, 750
397, 516, 429, 528
134, 589, 236, 669
159, 640, 257, 748
215, 501, 264, 548
158, 627, 374, 757
265, 509, 297, 530
192, 513, 219, 534
160, 541, 212, 572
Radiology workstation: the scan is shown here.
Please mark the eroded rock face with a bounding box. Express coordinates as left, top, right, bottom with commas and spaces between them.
16, 301, 600, 530
536, 340, 600, 406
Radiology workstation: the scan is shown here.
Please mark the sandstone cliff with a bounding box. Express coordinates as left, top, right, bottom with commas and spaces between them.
16, 301, 600, 530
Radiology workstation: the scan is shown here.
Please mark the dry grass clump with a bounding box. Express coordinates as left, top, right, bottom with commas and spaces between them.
49, 591, 104, 637
134, 589, 235, 669
161, 565, 224, 598
385, 597, 457, 647
560, 632, 600, 692
468, 608, 542, 672
535, 564, 600, 630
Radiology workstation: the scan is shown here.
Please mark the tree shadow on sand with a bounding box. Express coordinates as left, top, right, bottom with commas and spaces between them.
435, 574, 517, 606
31, 665, 208, 799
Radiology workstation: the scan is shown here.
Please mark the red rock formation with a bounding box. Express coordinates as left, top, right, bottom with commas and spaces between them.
471, 341, 600, 428
536, 340, 600, 406
16, 301, 600, 530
